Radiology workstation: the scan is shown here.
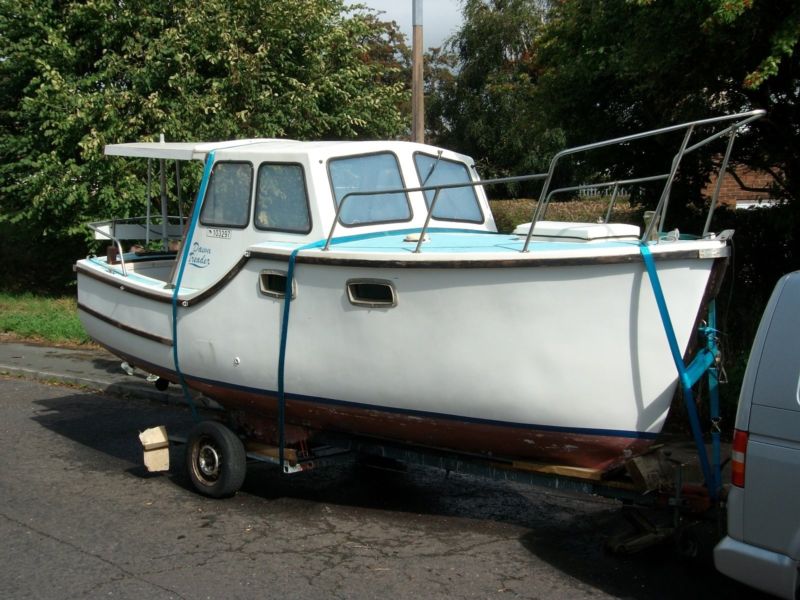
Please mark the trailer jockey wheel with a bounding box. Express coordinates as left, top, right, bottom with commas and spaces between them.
185, 420, 246, 498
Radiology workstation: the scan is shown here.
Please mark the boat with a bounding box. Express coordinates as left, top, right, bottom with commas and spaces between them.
75, 110, 764, 476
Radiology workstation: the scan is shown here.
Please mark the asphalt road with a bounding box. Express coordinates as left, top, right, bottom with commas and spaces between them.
0, 377, 768, 600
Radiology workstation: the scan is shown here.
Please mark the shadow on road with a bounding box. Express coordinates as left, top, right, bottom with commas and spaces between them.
31, 392, 192, 466
520, 510, 773, 600
30, 389, 768, 600
31, 390, 542, 528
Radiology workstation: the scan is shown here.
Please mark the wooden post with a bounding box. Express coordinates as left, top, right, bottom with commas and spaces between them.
412, 0, 424, 143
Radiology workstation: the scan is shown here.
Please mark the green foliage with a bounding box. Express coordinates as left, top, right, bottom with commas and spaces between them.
0, 293, 91, 344
0, 0, 409, 291
427, 0, 565, 193
431, 1, 800, 205
706, 0, 800, 89
535, 0, 800, 204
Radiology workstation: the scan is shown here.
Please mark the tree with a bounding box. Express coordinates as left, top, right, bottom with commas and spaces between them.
430, 0, 800, 203
536, 0, 800, 205
427, 0, 564, 194
0, 0, 409, 291
424, 46, 459, 143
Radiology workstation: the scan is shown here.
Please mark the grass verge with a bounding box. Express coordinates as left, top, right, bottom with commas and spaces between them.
0, 293, 92, 346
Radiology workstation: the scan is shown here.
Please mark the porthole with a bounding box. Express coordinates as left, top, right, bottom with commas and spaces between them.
346, 279, 397, 308
259, 270, 295, 299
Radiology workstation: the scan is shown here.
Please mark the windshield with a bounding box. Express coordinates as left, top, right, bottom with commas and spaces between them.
328, 152, 411, 226
413, 153, 483, 223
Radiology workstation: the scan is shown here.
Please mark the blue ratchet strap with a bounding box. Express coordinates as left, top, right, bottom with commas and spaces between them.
639, 242, 715, 496
275, 227, 459, 468
276, 238, 327, 469
275, 226, 554, 468
171, 150, 217, 423
704, 300, 722, 496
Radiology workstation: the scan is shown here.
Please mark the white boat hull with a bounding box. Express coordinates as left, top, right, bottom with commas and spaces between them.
77, 244, 725, 470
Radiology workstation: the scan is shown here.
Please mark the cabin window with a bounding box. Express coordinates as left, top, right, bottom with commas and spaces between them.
200, 162, 253, 228
328, 152, 411, 226
254, 163, 312, 233
413, 153, 483, 223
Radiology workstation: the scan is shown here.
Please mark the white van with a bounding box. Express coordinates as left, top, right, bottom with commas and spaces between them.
714, 270, 800, 599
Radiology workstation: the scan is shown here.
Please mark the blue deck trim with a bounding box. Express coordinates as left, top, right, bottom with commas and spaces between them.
250, 229, 643, 256
310, 229, 641, 255
85, 257, 195, 295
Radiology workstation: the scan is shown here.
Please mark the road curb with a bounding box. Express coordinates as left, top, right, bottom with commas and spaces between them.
0, 362, 186, 405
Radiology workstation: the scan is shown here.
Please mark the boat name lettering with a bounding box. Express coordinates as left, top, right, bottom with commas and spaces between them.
188, 242, 211, 268
206, 228, 231, 239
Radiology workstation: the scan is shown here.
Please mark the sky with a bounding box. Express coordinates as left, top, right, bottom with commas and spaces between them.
345, 0, 464, 49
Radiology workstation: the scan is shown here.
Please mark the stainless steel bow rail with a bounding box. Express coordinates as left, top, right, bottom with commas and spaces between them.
527, 109, 765, 250
323, 109, 765, 253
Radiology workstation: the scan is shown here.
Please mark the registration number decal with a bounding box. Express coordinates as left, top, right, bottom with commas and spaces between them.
206, 228, 231, 239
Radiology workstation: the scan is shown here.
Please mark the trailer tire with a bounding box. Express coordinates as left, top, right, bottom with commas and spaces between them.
185, 420, 246, 498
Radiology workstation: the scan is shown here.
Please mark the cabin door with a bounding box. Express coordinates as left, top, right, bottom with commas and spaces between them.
178, 161, 253, 290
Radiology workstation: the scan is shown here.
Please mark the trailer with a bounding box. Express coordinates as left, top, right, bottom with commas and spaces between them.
141, 296, 729, 556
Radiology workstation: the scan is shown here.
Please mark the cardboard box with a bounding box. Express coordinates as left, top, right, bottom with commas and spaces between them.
139, 426, 170, 472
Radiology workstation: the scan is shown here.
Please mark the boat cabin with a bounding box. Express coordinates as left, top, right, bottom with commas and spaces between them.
99, 139, 503, 290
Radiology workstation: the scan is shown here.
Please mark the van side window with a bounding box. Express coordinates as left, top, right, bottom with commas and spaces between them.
413, 153, 483, 223
328, 152, 411, 226
254, 163, 311, 233
200, 162, 253, 228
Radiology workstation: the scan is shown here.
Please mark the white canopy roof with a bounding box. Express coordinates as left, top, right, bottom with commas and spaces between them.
104, 139, 278, 160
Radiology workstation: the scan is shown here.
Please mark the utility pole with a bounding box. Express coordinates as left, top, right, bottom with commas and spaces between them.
412, 0, 424, 143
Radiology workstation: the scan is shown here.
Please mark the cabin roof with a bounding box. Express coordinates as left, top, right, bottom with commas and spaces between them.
104, 139, 472, 164
104, 139, 282, 160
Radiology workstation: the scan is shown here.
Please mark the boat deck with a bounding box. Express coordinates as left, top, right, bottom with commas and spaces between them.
247, 227, 723, 265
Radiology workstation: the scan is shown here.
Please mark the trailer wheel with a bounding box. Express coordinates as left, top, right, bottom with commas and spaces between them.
185, 421, 246, 498
154, 377, 170, 391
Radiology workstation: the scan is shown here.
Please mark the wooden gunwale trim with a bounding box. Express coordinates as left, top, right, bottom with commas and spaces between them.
248, 247, 720, 269
77, 302, 174, 346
